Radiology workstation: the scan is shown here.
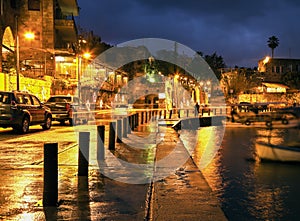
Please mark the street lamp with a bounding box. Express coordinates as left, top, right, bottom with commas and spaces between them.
15, 16, 20, 91
24, 32, 35, 40
263, 56, 270, 65
83, 52, 91, 59
77, 51, 91, 100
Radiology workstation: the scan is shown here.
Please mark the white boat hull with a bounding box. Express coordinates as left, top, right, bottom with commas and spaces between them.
256, 141, 300, 162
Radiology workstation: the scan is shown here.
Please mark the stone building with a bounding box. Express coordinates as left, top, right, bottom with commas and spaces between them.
1, 0, 79, 97
258, 57, 300, 82
1, 0, 19, 73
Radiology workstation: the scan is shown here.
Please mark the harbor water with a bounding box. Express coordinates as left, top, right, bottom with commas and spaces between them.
179, 126, 300, 221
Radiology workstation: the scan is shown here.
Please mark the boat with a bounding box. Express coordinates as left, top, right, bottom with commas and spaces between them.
225, 118, 299, 128
255, 141, 300, 162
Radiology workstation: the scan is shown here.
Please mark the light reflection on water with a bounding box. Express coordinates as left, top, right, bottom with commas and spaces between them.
179, 127, 300, 221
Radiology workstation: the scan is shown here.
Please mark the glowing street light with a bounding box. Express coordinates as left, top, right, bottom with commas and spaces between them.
83, 52, 91, 59
263, 56, 270, 65
24, 32, 35, 40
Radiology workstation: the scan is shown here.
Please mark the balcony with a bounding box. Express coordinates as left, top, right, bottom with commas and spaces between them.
57, 0, 79, 16
55, 16, 78, 49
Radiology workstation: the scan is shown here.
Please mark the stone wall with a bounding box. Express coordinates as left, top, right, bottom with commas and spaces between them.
0, 72, 52, 101
18, 0, 55, 77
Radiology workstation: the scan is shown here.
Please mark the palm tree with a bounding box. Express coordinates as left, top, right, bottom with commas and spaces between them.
267, 36, 279, 58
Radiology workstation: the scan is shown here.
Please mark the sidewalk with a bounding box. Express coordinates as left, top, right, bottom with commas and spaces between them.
150, 126, 227, 221
0, 120, 227, 220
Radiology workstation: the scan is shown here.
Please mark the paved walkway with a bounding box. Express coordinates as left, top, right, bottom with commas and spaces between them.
150, 126, 227, 221
0, 120, 227, 220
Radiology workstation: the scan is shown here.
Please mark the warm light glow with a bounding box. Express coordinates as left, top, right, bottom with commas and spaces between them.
207, 80, 211, 85
55, 56, 65, 62
123, 76, 128, 84
175, 74, 180, 79
148, 76, 156, 83
24, 32, 35, 40
263, 56, 270, 64
83, 52, 91, 59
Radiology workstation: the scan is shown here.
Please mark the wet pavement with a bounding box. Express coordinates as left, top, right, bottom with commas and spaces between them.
151, 127, 227, 221
0, 119, 227, 220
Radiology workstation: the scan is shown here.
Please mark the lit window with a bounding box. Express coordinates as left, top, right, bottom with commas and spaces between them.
28, 0, 40, 11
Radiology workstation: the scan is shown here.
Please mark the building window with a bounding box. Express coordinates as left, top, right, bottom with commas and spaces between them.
28, 0, 40, 11
276, 66, 280, 73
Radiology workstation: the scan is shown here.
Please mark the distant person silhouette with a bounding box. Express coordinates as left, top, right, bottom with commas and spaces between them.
195, 102, 200, 116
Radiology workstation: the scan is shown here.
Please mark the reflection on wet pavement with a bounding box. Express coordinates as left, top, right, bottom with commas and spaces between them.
0, 124, 154, 220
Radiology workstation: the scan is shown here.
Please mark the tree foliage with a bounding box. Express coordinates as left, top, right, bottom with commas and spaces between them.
281, 71, 300, 89
267, 36, 279, 58
197, 51, 226, 80
220, 68, 258, 97
77, 27, 112, 58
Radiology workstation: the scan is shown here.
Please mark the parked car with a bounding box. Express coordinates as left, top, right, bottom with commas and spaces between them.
45, 95, 89, 125
0, 90, 52, 133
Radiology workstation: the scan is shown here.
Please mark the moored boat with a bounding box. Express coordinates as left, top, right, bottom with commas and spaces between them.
225, 118, 299, 128
255, 141, 300, 162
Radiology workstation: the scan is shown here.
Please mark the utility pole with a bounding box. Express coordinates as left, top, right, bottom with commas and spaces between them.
15, 15, 20, 91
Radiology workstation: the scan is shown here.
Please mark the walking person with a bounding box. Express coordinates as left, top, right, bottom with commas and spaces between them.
195, 102, 200, 116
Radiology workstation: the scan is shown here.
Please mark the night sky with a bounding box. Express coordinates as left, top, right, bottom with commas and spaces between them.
76, 0, 300, 68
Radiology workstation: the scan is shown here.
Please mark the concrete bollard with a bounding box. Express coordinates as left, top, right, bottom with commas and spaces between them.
97, 125, 105, 161
169, 110, 173, 119
78, 132, 90, 176
131, 114, 135, 130
117, 119, 122, 143
123, 118, 128, 138
126, 117, 131, 134
145, 111, 148, 123
43, 143, 58, 207
141, 112, 144, 124
135, 113, 139, 127
109, 121, 116, 150
128, 115, 132, 130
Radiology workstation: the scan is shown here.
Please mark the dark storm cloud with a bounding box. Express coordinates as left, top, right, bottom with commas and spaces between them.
77, 0, 300, 67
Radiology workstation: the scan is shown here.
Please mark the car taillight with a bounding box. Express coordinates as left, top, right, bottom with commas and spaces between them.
66, 103, 71, 111
68, 107, 73, 117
